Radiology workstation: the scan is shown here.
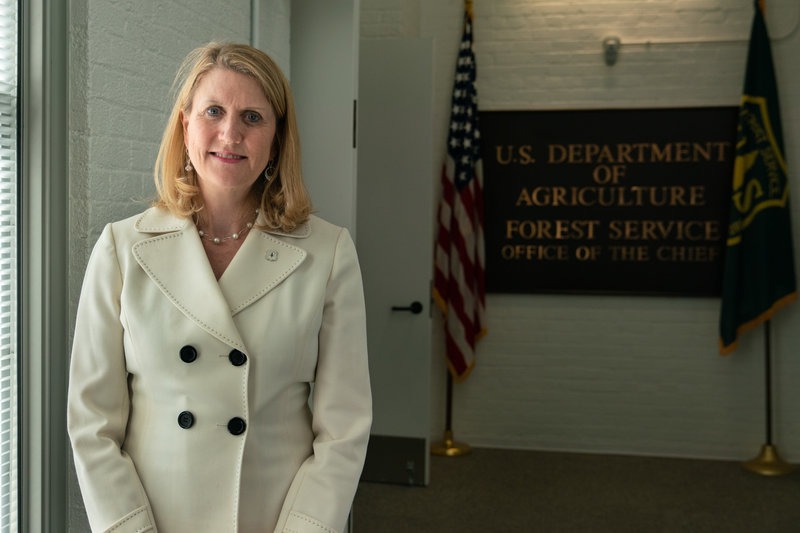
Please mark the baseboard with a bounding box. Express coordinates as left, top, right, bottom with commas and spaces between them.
361, 434, 428, 486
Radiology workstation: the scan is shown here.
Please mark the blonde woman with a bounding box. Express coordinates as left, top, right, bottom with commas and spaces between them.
68, 42, 371, 533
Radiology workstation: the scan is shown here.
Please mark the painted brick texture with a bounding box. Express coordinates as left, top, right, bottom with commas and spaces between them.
363, 0, 800, 462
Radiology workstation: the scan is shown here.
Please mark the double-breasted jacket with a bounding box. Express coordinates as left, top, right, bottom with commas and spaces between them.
67, 207, 372, 533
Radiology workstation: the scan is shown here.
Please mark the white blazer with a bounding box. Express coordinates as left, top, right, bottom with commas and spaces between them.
67, 207, 372, 533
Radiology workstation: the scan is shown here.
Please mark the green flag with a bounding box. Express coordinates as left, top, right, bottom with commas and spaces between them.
719, 0, 797, 354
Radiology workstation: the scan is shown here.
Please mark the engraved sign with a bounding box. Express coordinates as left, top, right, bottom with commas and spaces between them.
481, 107, 737, 295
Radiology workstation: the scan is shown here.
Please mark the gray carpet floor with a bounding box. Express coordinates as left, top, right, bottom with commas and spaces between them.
352, 447, 800, 532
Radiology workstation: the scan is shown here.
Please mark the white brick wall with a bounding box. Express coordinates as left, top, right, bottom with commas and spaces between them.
363, 0, 800, 462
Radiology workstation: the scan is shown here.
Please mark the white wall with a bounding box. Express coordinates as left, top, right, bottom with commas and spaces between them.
362, 0, 800, 462
67, 1, 290, 529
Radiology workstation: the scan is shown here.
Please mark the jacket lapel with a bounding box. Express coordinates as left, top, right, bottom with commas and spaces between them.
131, 208, 249, 351
218, 219, 308, 316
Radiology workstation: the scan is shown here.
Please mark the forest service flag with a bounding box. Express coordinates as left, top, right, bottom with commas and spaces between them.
433, 6, 487, 381
719, 0, 797, 354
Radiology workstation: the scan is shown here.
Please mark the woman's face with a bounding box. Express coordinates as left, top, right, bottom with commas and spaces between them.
182, 67, 276, 199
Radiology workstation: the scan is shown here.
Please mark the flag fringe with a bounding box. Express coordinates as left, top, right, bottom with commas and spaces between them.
432, 287, 448, 316
448, 357, 475, 383
433, 288, 488, 337
719, 291, 797, 355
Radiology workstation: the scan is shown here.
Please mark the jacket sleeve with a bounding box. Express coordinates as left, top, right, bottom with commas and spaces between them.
275, 228, 372, 533
67, 224, 157, 533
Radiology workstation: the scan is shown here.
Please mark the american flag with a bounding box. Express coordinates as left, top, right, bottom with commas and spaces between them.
433, 7, 486, 382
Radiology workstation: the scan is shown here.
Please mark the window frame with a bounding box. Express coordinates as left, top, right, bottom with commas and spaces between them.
19, 0, 69, 531
0, 0, 19, 529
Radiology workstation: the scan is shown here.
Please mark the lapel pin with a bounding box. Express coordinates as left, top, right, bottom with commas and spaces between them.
266, 250, 279, 262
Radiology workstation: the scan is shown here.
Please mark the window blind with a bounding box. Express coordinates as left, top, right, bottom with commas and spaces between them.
0, 0, 17, 531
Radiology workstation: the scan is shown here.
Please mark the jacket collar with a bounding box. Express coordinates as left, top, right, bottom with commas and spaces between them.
133, 207, 312, 239
133, 207, 190, 233
131, 207, 308, 352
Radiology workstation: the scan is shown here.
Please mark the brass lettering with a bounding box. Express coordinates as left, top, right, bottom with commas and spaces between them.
513, 185, 707, 208
545, 142, 732, 164
501, 244, 570, 261
515, 188, 533, 206
656, 246, 720, 262
548, 144, 567, 163
496, 145, 514, 165
609, 245, 650, 261
651, 144, 672, 162
608, 220, 720, 241
518, 145, 535, 165
505, 219, 601, 240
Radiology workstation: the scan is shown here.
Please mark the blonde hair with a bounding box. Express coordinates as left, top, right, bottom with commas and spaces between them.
154, 42, 311, 232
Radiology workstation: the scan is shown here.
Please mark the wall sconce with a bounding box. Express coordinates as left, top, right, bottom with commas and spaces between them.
603, 36, 621, 66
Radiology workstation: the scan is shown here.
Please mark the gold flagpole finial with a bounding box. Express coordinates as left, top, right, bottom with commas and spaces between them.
465, 0, 474, 20
758, 0, 765, 14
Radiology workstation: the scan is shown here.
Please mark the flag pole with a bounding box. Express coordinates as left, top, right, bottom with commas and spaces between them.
720, 0, 796, 475
431, 371, 471, 456
431, 0, 480, 458
742, 320, 794, 475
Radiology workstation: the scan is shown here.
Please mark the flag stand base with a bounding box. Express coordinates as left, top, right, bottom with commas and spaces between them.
743, 444, 795, 476
431, 430, 471, 457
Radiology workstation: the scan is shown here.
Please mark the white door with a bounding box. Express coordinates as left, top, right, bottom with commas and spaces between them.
356, 39, 434, 486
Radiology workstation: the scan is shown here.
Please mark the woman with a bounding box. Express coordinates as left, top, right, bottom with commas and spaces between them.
67, 42, 372, 533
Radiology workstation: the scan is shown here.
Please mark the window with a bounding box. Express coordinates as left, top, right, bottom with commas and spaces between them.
0, 1, 17, 532
18, 0, 68, 529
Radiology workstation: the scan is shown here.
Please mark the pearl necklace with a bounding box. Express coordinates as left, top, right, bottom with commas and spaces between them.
197, 209, 259, 245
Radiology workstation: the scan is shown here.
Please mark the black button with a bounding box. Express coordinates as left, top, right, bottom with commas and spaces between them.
227, 417, 246, 435
178, 411, 195, 429
228, 349, 247, 366
180, 345, 197, 363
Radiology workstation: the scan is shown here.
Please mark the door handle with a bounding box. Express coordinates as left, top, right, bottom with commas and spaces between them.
391, 301, 423, 314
